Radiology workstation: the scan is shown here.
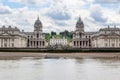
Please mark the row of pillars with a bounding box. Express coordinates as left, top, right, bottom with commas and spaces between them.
28, 41, 45, 48
74, 41, 90, 48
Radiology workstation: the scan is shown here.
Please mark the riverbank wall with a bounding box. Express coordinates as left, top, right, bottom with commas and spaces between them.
0, 48, 120, 53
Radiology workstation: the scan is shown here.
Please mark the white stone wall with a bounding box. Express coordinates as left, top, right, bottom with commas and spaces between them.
50, 38, 68, 46
92, 37, 120, 48
0, 36, 27, 48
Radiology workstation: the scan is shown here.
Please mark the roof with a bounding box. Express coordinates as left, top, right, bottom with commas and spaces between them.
99, 27, 120, 31
34, 17, 42, 26
0, 26, 20, 31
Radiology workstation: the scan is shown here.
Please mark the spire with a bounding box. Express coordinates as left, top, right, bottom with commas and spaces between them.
37, 16, 39, 20
78, 16, 82, 21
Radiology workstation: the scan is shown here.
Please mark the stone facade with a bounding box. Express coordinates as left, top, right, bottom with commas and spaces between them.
92, 26, 120, 48
0, 16, 120, 48
0, 26, 27, 48
23, 17, 46, 48
50, 37, 68, 46
72, 17, 120, 48
72, 17, 94, 48
0, 17, 46, 48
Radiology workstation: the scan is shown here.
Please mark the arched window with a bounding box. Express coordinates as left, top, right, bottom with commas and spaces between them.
37, 33, 39, 38
79, 33, 82, 38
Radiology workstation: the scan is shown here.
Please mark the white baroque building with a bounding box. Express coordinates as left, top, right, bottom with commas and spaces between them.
50, 37, 68, 46
92, 26, 120, 48
72, 17, 95, 48
72, 17, 120, 48
0, 17, 46, 48
0, 26, 27, 48
23, 17, 46, 48
0, 16, 120, 49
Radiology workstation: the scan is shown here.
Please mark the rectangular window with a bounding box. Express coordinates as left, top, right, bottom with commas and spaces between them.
12, 39, 14, 42
112, 43, 115, 47
4, 39, 7, 42
4, 43, 7, 47
105, 43, 107, 47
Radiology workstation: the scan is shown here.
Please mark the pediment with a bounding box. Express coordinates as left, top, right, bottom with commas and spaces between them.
0, 32, 12, 36
108, 32, 120, 36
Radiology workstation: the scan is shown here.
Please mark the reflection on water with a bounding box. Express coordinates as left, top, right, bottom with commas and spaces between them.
0, 58, 120, 80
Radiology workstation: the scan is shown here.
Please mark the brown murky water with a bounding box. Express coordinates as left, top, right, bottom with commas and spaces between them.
0, 58, 120, 80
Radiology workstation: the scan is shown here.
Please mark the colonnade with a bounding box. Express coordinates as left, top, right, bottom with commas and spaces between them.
73, 41, 90, 48
28, 40, 45, 48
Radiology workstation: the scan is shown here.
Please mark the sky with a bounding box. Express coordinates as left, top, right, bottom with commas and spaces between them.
0, 0, 120, 33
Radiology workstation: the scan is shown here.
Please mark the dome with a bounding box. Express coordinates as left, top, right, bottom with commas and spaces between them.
34, 17, 42, 26
76, 17, 84, 28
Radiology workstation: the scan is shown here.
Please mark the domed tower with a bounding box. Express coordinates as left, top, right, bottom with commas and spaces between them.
34, 17, 42, 32
76, 17, 84, 33
74, 17, 85, 39
34, 17, 43, 39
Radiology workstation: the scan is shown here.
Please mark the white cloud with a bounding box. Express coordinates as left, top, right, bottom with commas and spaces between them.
0, 0, 120, 33
0, 4, 12, 14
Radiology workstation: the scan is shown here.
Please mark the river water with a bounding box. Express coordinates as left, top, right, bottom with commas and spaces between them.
0, 58, 120, 80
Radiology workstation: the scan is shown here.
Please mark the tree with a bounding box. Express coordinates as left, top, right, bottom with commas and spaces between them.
51, 31, 56, 36
44, 33, 51, 42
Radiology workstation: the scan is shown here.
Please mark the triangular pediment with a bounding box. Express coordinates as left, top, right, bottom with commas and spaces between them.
0, 32, 12, 36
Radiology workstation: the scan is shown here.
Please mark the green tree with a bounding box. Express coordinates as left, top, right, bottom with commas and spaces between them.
51, 31, 56, 36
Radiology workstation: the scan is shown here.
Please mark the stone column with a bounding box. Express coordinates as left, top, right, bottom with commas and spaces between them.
9, 38, 10, 47
86, 41, 88, 47
77, 41, 78, 47
34, 41, 35, 48
84, 41, 86, 48
42, 41, 43, 47
78, 41, 79, 47
39, 41, 41, 47
3, 39, 4, 47
81, 41, 83, 47
38, 41, 39, 48
0, 39, 2, 48
88, 41, 89, 48
35, 41, 37, 48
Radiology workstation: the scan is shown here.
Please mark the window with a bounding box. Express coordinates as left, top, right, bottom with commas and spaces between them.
4, 39, 7, 42
112, 43, 115, 47
89, 36, 90, 38
4, 43, 7, 47
12, 39, 14, 42
105, 43, 107, 47
37, 34, 39, 38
